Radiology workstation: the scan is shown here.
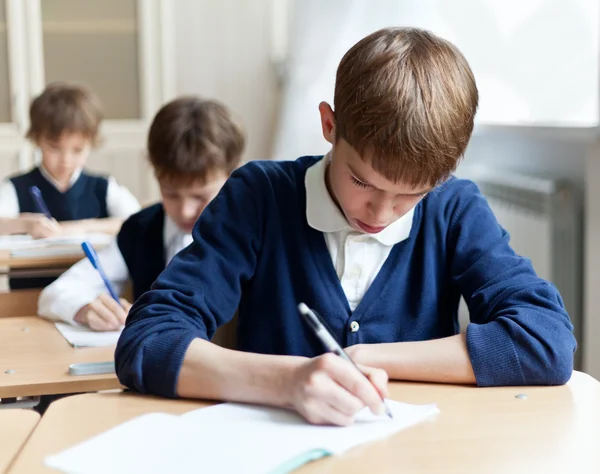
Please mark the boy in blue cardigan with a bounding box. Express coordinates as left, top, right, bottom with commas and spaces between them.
116, 27, 576, 426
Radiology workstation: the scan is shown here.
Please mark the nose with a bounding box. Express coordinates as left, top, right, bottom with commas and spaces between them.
367, 196, 394, 225
59, 151, 74, 163
180, 199, 199, 222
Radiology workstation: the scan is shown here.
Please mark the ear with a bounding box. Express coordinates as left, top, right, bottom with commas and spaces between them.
318, 102, 336, 145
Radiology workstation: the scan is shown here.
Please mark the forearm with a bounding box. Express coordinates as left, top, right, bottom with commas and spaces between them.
0, 217, 27, 235
350, 334, 476, 384
177, 338, 304, 407
62, 217, 124, 235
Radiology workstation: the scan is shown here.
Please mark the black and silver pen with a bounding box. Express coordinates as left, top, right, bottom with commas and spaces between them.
297, 302, 393, 419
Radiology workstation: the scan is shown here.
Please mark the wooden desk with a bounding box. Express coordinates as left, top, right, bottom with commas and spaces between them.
0, 248, 85, 291
0, 316, 121, 398
0, 249, 84, 271
9, 371, 600, 473
0, 409, 40, 473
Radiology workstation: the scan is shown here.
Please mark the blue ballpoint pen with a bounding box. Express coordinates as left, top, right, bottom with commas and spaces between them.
81, 241, 123, 307
297, 303, 393, 419
29, 186, 52, 219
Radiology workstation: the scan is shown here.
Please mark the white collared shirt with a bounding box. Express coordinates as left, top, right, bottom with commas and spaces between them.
305, 155, 414, 310
38, 214, 192, 324
0, 166, 141, 219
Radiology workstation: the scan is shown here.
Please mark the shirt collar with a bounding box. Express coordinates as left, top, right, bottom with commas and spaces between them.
304, 154, 414, 246
39, 164, 82, 191
163, 214, 193, 252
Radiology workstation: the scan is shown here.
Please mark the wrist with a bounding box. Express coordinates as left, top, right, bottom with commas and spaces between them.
59, 222, 79, 235
346, 343, 371, 365
270, 356, 306, 408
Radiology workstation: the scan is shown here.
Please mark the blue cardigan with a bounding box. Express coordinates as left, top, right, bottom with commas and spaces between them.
115, 156, 576, 397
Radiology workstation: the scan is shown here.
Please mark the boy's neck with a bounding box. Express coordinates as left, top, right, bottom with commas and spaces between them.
39, 164, 81, 192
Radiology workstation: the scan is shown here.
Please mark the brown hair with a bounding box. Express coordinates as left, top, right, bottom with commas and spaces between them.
147, 97, 245, 184
27, 82, 104, 146
334, 27, 478, 188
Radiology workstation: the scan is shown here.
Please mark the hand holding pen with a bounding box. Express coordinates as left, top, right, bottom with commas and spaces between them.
23, 186, 61, 238
287, 303, 392, 426
74, 241, 131, 331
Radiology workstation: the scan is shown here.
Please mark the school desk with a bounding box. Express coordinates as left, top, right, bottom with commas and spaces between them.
0, 248, 85, 291
0, 409, 40, 473
8, 371, 600, 473
0, 316, 121, 400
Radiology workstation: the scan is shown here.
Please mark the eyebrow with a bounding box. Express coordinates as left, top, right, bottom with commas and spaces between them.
347, 163, 431, 196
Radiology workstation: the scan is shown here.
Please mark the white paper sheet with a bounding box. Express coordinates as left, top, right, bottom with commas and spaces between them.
44, 399, 439, 474
54, 322, 121, 348
0, 233, 112, 256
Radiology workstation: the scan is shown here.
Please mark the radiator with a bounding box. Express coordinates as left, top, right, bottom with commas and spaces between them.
458, 168, 583, 367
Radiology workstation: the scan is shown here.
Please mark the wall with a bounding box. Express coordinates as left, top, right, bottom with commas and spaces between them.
460, 129, 588, 189
174, 0, 279, 164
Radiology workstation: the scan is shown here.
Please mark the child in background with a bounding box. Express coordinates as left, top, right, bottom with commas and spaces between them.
0, 82, 140, 238
38, 97, 245, 331
116, 27, 576, 427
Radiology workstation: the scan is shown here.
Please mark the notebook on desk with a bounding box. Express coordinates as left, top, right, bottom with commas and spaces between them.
45, 400, 439, 474
0, 233, 112, 257
55, 322, 121, 348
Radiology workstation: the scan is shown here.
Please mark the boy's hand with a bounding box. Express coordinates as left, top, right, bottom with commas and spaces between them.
287, 353, 389, 426
19, 213, 61, 239
74, 293, 132, 331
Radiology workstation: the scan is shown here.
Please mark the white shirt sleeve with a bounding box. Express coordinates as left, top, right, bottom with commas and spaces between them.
0, 180, 20, 218
37, 239, 130, 324
105, 176, 141, 219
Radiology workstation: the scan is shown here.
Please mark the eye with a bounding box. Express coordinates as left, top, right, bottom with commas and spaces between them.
351, 176, 371, 189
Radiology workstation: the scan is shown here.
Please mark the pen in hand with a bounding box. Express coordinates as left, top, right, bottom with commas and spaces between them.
81, 241, 123, 308
297, 303, 393, 419
29, 186, 52, 219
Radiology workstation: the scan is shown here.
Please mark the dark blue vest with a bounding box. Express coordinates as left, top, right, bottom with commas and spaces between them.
10, 168, 109, 221
117, 204, 166, 301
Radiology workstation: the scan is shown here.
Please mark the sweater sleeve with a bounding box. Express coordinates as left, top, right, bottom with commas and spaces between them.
447, 180, 576, 386
115, 164, 265, 397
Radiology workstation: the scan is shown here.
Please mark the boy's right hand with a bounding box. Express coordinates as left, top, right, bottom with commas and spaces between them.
18, 213, 61, 239
74, 293, 132, 331
287, 353, 389, 426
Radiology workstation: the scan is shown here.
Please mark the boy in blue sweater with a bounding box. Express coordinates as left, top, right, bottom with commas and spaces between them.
38, 97, 245, 331
116, 27, 576, 426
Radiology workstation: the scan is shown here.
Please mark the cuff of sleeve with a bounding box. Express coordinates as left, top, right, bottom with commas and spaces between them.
466, 321, 526, 386
40, 292, 96, 325
140, 329, 206, 398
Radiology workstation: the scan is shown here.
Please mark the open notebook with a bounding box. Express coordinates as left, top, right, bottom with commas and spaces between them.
54, 322, 121, 347
45, 400, 439, 474
0, 233, 112, 257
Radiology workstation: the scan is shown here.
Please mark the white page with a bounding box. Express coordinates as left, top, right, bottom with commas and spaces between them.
45, 399, 439, 474
0, 235, 35, 250
5, 233, 112, 257
55, 322, 121, 348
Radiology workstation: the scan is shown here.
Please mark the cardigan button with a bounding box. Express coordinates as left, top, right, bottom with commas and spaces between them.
349, 321, 360, 332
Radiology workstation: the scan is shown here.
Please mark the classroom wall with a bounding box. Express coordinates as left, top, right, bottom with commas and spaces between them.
174, 0, 280, 164
85, 0, 279, 204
